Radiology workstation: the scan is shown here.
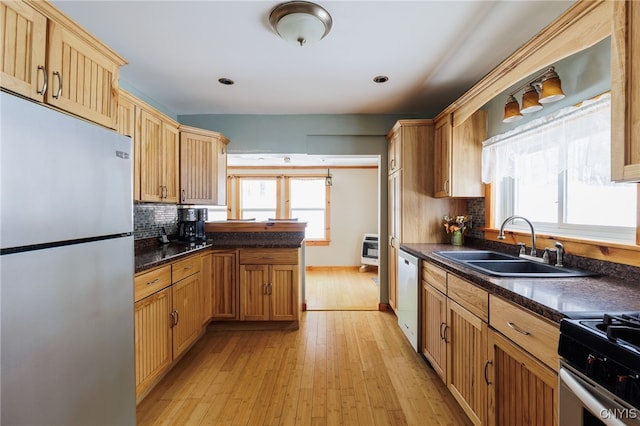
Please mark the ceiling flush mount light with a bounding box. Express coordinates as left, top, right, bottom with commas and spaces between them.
269, 1, 333, 46
373, 75, 389, 83
502, 66, 565, 123
218, 77, 235, 85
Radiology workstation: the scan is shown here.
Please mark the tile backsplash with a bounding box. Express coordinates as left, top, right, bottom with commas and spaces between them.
134, 202, 178, 240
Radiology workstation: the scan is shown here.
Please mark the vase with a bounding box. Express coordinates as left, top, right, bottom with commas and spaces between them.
450, 230, 463, 246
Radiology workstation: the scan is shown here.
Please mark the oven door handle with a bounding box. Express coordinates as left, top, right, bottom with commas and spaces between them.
559, 368, 626, 426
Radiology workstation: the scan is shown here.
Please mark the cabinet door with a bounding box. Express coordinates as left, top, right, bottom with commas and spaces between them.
162, 122, 179, 203
433, 114, 452, 198
239, 264, 270, 321
0, 1, 47, 101
172, 272, 202, 358
180, 131, 215, 204
451, 110, 486, 197
388, 129, 402, 174
421, 282, 447, 381
387, 172, 401, 311
117, 91, 139, 201
139, 108, 164, 202
134, 287, 172, 401
487, 329, 557, 426
270, 264, 298, 321
200, 253, 213, 326
611, 0, 640, 182
213, 137, 228, 205
447, 299, 488, 426
46, 21, 119, 129
212, 251, 237, 320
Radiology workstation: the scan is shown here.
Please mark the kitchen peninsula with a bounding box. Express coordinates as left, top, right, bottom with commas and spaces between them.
133, 220, 306, 402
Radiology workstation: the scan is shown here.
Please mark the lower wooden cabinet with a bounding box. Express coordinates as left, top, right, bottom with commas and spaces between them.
133, 253, 203, 403
421, 280, 447, 380
171, 270, 202, 359
487, 329, 558, 426
210, 250, 238, 320
134, 286, 172, 402
239, 263, 298, 321
447, 299, 488, 426
239, 248, 299, 321
421, 262, 558, 426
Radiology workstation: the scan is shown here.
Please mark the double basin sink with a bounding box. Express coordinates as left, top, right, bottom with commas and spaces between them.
434, 250, 596, 278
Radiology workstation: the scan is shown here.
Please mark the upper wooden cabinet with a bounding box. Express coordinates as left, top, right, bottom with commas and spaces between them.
0, 1, 125, 129
611, 0, 640, 182
179, 125, 229, 205
138, 106, 179, 203
434, 110, 487, 198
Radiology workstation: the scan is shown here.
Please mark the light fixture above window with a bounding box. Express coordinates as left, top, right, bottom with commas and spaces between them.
269, 1, 333, 46
502, 67, 565, 123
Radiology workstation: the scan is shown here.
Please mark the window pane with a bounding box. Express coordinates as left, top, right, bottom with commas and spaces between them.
290, 178, 326, 240
513, 149, 558, 223
290, 179, 325, 208
241, 179, 276, 209
292, 209, 325, 239
241, 179, 276, 220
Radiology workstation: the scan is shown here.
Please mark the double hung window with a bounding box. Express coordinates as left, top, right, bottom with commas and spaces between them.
482, 94, 637, 243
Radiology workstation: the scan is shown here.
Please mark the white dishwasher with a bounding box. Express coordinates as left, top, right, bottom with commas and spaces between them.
397, 249, 419, 351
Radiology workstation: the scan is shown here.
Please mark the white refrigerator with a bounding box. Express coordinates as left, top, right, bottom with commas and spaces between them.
0, 91, 136, 425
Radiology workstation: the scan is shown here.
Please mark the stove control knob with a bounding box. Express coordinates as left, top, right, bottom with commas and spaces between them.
586, 355, 612, 383
615, 375, 640, 406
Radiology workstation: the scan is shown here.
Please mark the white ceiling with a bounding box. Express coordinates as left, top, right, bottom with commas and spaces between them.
53, 0, 575, 117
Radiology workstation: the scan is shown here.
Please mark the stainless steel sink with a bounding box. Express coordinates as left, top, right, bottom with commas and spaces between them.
433, 250, 516, 262
434, 250, 596, 278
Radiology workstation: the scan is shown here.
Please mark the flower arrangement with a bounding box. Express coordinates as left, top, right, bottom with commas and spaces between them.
443, 215, 472, 234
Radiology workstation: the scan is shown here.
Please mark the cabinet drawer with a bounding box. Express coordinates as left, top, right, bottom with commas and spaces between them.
490, 295, 559, 371
422, 262, 446, 294
239, 248, 298, 265
447, 274, 488, 321
134, 265, 171, 302
172, 254, 201, 283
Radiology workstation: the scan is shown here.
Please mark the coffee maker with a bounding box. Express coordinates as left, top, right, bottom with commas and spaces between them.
178, 208, 207, 242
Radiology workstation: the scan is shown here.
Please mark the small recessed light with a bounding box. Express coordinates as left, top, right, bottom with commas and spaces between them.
373, 75, 389, 83
218, 77, 235, 85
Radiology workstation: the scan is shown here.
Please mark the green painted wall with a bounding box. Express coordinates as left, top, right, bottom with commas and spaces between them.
484, 37, 611, 137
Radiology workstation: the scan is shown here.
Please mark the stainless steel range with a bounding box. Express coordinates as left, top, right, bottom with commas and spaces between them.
559, 312, 640, 425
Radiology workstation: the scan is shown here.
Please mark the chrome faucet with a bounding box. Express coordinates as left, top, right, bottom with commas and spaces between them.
497, 215, 537, 257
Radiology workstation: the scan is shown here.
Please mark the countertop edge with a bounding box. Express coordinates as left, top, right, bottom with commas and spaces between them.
401, 243, 640, 324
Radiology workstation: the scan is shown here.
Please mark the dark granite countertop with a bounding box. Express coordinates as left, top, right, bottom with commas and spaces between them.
401, 243, 640, 323
135, 236, 305, 274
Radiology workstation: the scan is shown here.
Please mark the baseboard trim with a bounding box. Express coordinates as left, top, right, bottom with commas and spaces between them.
306, 265, 378, 272
378, 303, 390, 311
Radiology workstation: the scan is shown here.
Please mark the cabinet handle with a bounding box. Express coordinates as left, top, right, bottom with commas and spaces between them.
443, 179, 449, 194
52, 71, 62, 99
37, 65, 47, 95
441, 324, 449, 343
182, 189, 186, 202
184, 265, 193, 270
439, 322, 446, 340
174, 310, 179, 326
484, 360, 493, 385
390, 158, 395, 170
170, 311, 175, 327
267, 283, 272, 295
507, 321, 530, 335
147, 278, 160, 286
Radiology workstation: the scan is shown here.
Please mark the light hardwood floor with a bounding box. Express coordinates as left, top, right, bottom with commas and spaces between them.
137, 309, 471, 425
305, 268, 379, 311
